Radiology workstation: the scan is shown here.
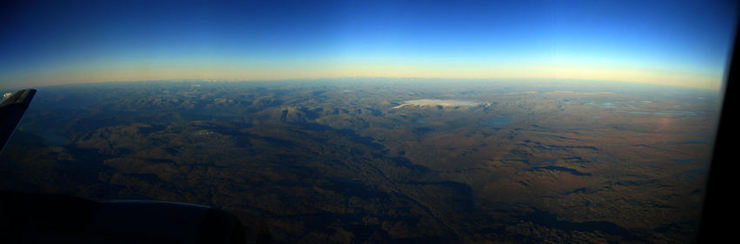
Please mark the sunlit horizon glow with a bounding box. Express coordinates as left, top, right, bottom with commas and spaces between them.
1, 0, 736, 90
3, 61, 722, 90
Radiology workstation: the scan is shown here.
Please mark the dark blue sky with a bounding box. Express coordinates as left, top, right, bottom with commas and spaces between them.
0, 0, 737, 89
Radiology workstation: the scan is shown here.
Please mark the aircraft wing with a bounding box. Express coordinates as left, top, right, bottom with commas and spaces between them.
0, 89, 36, 153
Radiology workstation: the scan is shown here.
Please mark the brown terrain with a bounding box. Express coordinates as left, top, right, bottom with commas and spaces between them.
0, 79, 719, 243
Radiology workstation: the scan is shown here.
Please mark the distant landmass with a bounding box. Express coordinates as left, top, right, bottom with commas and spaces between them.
392, 99, 488, 109
0, 79, 718, 243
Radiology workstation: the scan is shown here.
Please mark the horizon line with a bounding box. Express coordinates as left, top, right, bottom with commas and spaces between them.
1, 76, 723, 92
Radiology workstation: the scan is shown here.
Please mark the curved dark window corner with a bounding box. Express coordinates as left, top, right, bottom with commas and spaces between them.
698, 22, 739, 244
